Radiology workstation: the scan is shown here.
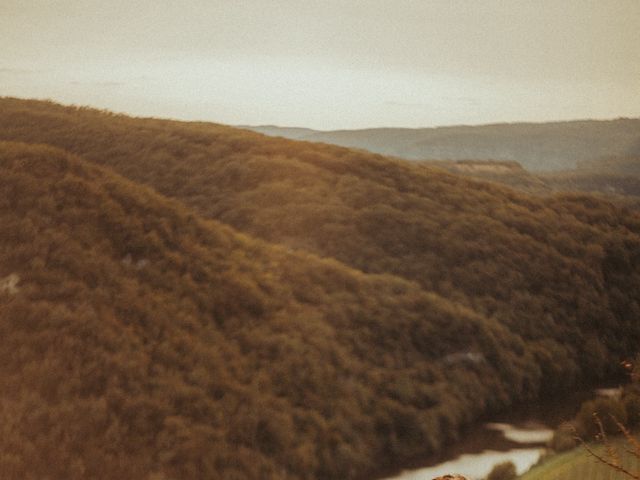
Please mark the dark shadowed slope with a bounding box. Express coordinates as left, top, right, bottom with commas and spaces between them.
1, 98, 639, 365
245, 119, 640, 171
1, 98, 640, 479
0, 141, 541, 480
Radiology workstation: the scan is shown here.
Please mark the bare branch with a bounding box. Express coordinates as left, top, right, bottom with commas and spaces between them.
613, 416, 640, 459
578, 437, 640, 479
593, 413, 621, 467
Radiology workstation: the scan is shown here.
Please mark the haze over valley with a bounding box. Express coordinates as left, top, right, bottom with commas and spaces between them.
244, 118, 640, 171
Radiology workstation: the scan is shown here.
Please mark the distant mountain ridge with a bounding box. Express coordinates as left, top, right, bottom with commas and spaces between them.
237, 125, 317, 140
243, 118, 640, 171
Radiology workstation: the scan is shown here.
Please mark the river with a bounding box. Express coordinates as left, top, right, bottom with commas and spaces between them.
382, 386, 620, 480
384, 421, 552, 480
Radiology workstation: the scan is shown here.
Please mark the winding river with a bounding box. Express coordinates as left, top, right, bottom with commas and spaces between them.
384, 422, 552, 480
383, 387, 620, 480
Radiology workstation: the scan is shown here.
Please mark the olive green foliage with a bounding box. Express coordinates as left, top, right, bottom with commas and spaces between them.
487, 461, 517, 480
1, 98, 640, 480
520, 438, 640, 480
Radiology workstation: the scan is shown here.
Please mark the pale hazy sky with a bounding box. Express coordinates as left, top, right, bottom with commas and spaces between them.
1, 1, 639, 129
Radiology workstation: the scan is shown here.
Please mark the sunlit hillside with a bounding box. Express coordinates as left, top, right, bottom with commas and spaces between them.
1, 98, 640, 479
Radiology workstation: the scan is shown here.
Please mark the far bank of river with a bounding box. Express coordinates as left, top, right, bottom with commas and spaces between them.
380, 386, 621, 480
385, 422, 551, 480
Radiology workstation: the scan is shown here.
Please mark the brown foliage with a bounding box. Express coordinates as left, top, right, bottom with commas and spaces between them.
0, 98, 640, 479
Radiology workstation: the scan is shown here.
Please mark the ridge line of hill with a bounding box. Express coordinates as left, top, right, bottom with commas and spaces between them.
242, 117, 640, 171
1, 98, 640, 480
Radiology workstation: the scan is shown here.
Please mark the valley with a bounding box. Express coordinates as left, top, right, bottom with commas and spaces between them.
1, 98, 639, 479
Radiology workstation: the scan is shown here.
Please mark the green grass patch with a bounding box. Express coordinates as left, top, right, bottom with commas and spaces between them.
520, 439, 640, 480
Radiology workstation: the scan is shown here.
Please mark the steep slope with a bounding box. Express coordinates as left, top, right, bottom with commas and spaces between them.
1, 98, 639, 369
4, 141, 586, 480
2, 99, 640, 478
0, 141, 539, 480
244, 119, 640, 171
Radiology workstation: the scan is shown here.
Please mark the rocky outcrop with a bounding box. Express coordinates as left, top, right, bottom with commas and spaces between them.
0, 273, 19, 295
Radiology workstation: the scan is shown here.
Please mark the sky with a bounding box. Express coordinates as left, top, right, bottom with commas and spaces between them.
1, 1, 639, 129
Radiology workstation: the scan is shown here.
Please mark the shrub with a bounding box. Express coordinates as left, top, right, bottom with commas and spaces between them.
624, 393, 640, 428
575, 397, 628, 438
487, 460, 517, 480
548, 423, 577, 452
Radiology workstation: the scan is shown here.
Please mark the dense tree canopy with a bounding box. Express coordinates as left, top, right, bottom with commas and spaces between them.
0, 98, 639, 479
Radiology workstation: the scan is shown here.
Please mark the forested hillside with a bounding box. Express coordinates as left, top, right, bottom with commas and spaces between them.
246, 119, 640, 171
542, 169, 640, 205
424, 158, 640, 206
1, 98, 640, 479
556, 156, 640, 200
0, 141, 535, 479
